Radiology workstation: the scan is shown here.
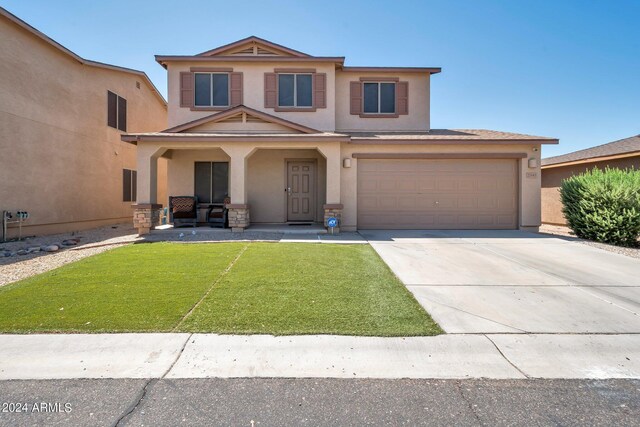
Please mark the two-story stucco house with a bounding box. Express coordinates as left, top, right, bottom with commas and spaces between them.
123, 36, 558, 234
0, 7, 167, 239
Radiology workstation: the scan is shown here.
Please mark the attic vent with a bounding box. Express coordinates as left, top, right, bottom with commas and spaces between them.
246, 114, 268, 123
219, 113, 243, 123
232, 47, 256, 55
257, 47, 278, 56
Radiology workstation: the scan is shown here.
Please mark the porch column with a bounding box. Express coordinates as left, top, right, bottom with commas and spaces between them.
133, 144, 166, 235
223, 145, 254, 232
318, 143, 343, 232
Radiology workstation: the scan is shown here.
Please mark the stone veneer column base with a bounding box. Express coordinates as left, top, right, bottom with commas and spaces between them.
133, 204, 163, 235
323, 204, 344, 234
227, 204, 250, 232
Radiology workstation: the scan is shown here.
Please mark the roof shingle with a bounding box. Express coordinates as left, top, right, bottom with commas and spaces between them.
542, 134, 640, 166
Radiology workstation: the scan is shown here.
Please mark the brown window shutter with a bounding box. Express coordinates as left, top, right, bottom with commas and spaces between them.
313, 73, 327, 108
117, 96, 127, 131
107, 91, 117, 128
264, 72, 277, 108
350, 81, 362, 115
396, 81, 409, 115
180, 72, 194, 108
230, 72, 243, 106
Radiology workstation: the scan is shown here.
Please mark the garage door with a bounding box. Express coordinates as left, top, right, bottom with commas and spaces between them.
357, 159, 518, 229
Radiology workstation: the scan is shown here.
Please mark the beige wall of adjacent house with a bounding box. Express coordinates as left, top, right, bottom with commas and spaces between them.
339, 143, 542, 231
541, 156, 640, 225
167, 61, 336, 131
335, 71, 430, 132
0, 16, 167, 238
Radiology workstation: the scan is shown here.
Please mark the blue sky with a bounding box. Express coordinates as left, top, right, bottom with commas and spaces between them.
2, 0, 639, 157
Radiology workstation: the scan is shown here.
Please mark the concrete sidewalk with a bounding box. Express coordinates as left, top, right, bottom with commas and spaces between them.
0, 333, 639, 380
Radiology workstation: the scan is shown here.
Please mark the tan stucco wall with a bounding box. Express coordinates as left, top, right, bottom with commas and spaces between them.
167, 62, 336, 131
166, 148, 230, 201
247, 149, 326, 223
158, 140, 542, 230
165, 148, 326, 223
340, 143, 542, 231
0, 16, 167, 238
335, 71, 430, 132
541, 156, 640, 225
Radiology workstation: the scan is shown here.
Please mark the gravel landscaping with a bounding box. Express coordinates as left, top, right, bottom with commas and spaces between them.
539, 224, 640, 260
0, 223, 139, 286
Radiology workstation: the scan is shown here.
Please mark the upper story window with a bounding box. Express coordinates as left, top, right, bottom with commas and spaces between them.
278, 74, 313, 108
194, 73, 229, 107
363, 82, 395, 114
107, 91, 127, 131
350, 79, 408, 117
264, 71, 326, 111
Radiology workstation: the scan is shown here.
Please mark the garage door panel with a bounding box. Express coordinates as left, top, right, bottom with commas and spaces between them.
357, 159, 518, 229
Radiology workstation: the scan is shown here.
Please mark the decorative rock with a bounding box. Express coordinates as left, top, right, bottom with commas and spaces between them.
3, 251, 12, 257
17, 249, 28, 255
27, 246, 40, 253
61, 239, 77, 246
43, 245, 59, 252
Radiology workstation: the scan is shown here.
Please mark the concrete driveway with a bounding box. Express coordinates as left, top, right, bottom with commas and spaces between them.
361, 230, 640, 333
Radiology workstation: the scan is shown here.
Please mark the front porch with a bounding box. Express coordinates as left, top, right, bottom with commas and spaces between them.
125, 109, 348, 235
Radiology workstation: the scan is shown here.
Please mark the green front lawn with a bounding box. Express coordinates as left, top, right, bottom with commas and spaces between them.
0, 242, 441, 336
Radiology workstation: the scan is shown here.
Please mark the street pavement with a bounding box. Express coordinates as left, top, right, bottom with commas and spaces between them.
1, 378, 638, 426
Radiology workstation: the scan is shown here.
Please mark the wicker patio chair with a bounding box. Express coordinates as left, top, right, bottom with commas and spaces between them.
169, 196, 198, 228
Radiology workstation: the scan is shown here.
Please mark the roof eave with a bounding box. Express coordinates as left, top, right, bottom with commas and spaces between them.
1, 7, 166, 106
121, 134, 350, 144
542, 150, 640, 169
155, 55, 346, 68
341, 66, 442, 74
349, 138, 559, 145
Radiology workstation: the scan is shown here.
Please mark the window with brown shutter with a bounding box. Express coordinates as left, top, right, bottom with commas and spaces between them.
352, 79, 408, 117
265, 70, 327, 111
108, 91, 127, 131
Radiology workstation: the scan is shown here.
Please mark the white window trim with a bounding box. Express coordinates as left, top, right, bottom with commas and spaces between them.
277, 73, 314, 108
194, 72, 230, 107
363, 81, 396, 114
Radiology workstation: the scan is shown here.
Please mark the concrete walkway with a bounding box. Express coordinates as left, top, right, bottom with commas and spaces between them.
0, 333, 639, 380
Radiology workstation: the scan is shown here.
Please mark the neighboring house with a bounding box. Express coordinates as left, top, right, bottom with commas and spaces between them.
0, 7, 167, 239
541, 134, 640, 225
123, 36, 558, 234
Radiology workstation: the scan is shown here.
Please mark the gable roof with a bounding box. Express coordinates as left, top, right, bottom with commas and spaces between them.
163, 105, 321, 134
198, 36, 311, 57
0, 6, 166, 106
542, 134, 640, 167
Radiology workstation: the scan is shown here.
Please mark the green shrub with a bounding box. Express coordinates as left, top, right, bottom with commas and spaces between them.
560, 167, 640, 246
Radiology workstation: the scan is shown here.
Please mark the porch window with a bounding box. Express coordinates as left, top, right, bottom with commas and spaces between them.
122, 169, 136, 202
194, 73, 229, 107
194, 162, 229, 203
363, 82, 395, 114
278, 74, 312, 107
